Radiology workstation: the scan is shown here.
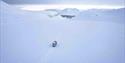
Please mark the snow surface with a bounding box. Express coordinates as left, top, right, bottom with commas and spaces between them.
0, 1, 125, 63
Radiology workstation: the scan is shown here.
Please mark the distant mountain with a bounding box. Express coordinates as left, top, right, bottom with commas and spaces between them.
59, 8, 80, 19
43, 8, 80, 19
60, 8, 79, 15
43, 8, 125, 21
43, 9, 61, 17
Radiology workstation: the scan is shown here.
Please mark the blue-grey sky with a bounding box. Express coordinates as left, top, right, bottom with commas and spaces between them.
2, 0, 125, 6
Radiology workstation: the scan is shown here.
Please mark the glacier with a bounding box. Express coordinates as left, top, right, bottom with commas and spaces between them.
0, 1, 125, 63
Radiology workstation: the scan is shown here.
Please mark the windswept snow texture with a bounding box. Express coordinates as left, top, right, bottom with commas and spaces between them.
1, 1, 125, 63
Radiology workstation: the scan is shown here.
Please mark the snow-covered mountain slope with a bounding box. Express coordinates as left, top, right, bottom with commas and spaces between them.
0, 1, 51, 63
0, 1, 49, 24
40, 8, 79, 18
41, 8, 125, 21
71, 8, 125, 24
1, 1, 125, 63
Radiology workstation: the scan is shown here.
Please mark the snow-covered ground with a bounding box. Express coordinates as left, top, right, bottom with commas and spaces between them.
0, 1, 125, 63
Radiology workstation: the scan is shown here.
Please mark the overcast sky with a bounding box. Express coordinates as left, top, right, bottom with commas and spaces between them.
2, 0, 125, 6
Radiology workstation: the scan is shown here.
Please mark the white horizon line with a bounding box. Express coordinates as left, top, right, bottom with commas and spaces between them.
16, 4, 125, 11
